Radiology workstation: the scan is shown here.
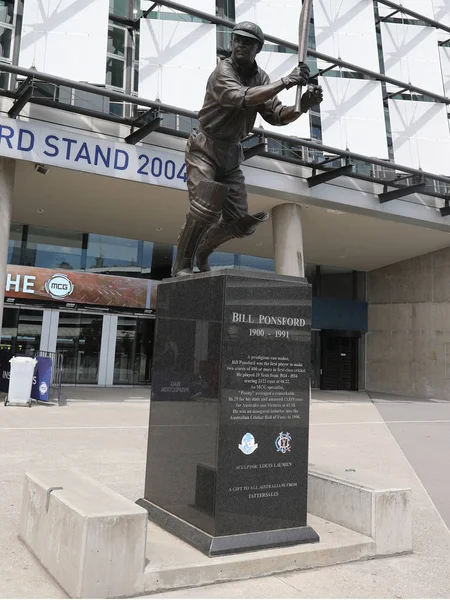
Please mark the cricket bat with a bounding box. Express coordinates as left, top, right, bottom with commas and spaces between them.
294, 0, 314, 115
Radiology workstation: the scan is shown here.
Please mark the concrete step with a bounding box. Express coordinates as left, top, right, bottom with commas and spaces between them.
143, 514, 375, 595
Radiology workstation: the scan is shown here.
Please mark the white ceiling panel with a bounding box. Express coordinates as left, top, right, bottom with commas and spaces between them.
141, 0, 215, 14
381, 23, 443, 95
439, 47, 450, 96
314, 0, 379, 72
256, 52, 311, 138
432, 0, 450, 41
378, 0, 435, 18
235, 0, 299, 45
389, 99, 450, 174
138, 20, 217, 112
19, 0, 109, 83
319, 77, 389, 158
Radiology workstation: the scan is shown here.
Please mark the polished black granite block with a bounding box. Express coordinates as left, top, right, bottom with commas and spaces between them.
137, 270, 319, 555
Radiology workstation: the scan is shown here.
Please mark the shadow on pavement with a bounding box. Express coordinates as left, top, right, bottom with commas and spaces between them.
312, 390, 371, 403
368, 391, 450, 404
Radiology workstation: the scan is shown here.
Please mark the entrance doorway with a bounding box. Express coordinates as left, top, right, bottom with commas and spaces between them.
56, 312, 103, 385
114, 316, 155, 385
320, 331, 359, 391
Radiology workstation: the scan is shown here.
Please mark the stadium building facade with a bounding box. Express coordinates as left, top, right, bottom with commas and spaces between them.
0, 0, 450, 397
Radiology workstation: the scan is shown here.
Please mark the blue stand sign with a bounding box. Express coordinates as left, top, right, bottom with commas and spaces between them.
32, 357, 52, 402
0, 354, 10, 394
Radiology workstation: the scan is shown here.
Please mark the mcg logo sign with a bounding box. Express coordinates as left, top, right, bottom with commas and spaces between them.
44, 274, 74, 300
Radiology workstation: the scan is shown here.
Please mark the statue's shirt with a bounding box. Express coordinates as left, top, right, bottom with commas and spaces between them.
198, 58, 285, 144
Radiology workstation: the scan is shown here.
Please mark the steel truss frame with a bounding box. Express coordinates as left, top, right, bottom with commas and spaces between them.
0, 0, 449, 212
142, 0, 450, 105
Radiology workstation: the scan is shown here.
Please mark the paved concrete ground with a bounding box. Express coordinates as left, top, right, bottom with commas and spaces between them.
0, 388, 449, 599
370, 392, 450, 530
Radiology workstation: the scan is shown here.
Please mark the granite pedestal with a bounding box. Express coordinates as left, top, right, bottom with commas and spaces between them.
137, 270, 319, 556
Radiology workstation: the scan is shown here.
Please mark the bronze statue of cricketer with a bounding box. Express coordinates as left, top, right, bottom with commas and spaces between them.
172, 21, 323, 277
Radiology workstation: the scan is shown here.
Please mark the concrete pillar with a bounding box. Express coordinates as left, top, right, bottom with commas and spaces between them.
272, 203, 305, 277
0, 158, 16, 331
40, 309, 60, 354
98, 315, 118, 386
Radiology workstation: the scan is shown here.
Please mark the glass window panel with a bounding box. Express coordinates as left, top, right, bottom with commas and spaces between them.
142, 241, 154, 270
134, 318, 155, 384
133, 63, 139, 93
56, 312, 80, 385
108, 25, 126, 56
0, 25, 12, 59
150, 243, 173, 280
204, 251, 235, 270
56, 85, 73, 105
224, 0, 235, 19
86, 234, 139, 273
7, 223, 22, 264
134, 32, 140, 61
73, 88, 120, 116
114, 317, 137, 385
33, 82, 58, 100
147, 12, 199, 22
106, 57, 125, 88
311, 331, 321, 389
218, 0, 235, 19
356, 272, 366, 302
110, 0, 129, 17
16, 309, 43, 356
0, 1, 14, 25
0, 308, 43, 356
24, 226, 83, 270
305, 263, 317, 295
78, 315, 102, 384
0, 71, 9, 89
0, 307, 18, 354
113, 316, 155, 385
238, 255, 275, 272
162, 113, 177, 130
178, 116, 200, 134
133, 0, 142, 18
73, 89, 110, 113
109, 101, 124, 116
217, 25, 232, 50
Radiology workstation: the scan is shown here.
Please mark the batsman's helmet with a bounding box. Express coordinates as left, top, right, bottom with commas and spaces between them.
232, 22, 264, 49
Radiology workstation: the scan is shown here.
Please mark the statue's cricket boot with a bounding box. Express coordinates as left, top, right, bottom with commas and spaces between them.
196, 211, 269, 273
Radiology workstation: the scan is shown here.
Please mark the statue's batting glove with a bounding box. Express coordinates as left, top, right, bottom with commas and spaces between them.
282, 62, 310, 89
300, 85, 324, 112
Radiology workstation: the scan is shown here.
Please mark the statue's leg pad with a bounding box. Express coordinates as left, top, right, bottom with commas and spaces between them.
172, 181, 228, 277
